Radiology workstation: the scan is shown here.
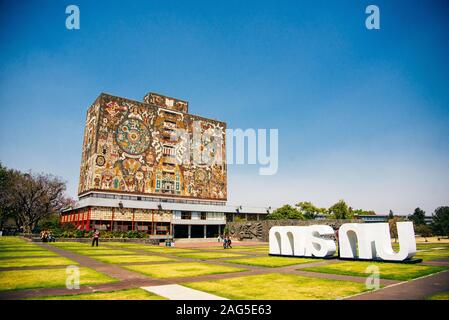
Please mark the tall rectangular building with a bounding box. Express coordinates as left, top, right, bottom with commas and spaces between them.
61, 91, 268, 240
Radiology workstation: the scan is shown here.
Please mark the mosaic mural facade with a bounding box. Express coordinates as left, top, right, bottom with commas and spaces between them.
78, 92, 227, 201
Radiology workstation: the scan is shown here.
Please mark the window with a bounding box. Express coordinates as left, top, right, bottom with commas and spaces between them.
201, 212, 207, 220
181, 212, 191, 220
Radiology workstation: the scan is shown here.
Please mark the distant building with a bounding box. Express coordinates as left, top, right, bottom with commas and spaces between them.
355, 214, 433, 225
315, 213, 434, 225
61, 92, 270, 240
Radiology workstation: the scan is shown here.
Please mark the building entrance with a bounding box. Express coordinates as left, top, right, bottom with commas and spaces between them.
174, 225, 188, 238
190, 225, 204, 238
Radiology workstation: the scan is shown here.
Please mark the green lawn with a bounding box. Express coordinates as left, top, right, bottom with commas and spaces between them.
0, 267, 117, 292
184, 273, 369, 300
29, 288, 166, 300
0, 246, 49, 252
70, 249, 135, 256
0, 257, 77, 268
90, 254, 176, 264
124, 262, 246, 278
416, 243, 449, 250
103, 242, 156, 249
0, 237, 29, 245
174, 252, 247, 260
139, 247, 198, 254
204, 245, 268, 251
301, 261, 448, 281
105, 243, 198, 254
50, 243, 134, 255
226, 256, 318, 268
415, 248, 449, 261
50, 242, 94, 249
0, 250, 57, 258
426, 291, 449, 300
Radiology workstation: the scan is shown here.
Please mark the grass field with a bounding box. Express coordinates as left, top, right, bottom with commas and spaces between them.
226, 256, 318, 268
426, 291, 449, 300
49, 242, 94, 249
29, 288, 166, 300
415, 248, 449, 261
0, 250, 57, 258
90, 254, 176, 264
0, 257, 77, 268
0, 244, 49, 252
184, 273, 369, 300
301, 261, 448, 281
1, 236, 448, 300
124, 262, 246, 278
68, 249, 135, 256
0, 267, 117, 292
174, 252, 247, 260
105, 242, 198, 254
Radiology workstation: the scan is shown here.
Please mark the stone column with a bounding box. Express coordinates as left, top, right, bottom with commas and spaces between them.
204, 225, 207, 238
188, 225, 191, 239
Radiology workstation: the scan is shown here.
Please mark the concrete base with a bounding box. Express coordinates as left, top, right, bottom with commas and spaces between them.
269, 254, 337, 260
339, 257, 423, 264
174, 237, 221, 243
269, 254, 423, 264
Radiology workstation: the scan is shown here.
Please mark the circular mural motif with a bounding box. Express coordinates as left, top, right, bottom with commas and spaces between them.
116, 118, 151, 155
96, 155, 105, 166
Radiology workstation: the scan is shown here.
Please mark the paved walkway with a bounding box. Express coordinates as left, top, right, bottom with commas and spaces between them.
142, 284, 227, 300
347, 270, 449, 300
1, 240, 448, 300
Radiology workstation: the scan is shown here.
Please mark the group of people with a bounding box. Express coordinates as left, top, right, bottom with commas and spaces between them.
40, 230, 55, 242
218, 234, 232, 249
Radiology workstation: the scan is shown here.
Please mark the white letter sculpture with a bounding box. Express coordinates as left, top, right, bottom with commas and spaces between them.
269, 225, 336, 258
269, 222, 416, 262
338, 221, 416, 261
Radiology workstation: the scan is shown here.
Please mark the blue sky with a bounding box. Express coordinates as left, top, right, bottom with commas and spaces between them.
0, 0, 448, 215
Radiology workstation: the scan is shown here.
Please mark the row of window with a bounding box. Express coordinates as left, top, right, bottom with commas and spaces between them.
174, 211, 225, 221
82, 193, 225, 206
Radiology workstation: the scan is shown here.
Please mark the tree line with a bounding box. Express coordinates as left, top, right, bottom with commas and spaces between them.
267, 200, 449, 237
0, 163, 74, 234
266, 200, 375, 220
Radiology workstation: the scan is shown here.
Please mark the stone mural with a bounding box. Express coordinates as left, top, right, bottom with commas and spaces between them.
227, 219, 363, 242
78, 92, 227, 200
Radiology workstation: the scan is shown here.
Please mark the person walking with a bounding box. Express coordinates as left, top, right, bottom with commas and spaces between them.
227, 236, 232, 249
92, 228, 100, 247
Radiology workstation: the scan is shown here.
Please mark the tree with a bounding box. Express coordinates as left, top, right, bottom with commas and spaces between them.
388, 210, 394, 220
265, 205, 304, 220
388, 216, 405, 243
10, 171, 70, 234
0, 163, 22, 230
408, 207, 426, 226
328, 200, 353, 219
296, 201, 325, 220
414, 224, 432, 242
431, 206, 449, 238
352, 209, 376, 216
